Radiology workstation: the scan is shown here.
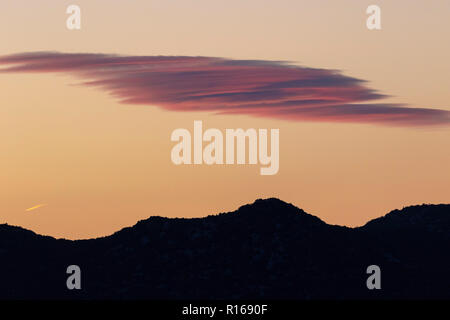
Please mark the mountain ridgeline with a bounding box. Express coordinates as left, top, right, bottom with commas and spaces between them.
0, 198, 449, 299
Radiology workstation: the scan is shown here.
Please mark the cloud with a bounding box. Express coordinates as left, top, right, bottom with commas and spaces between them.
1, 51, 448, 126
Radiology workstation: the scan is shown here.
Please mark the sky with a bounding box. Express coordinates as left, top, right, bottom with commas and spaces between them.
1, 0, 449, 239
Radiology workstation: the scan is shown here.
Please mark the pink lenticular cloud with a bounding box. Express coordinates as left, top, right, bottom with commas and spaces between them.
1, 51, 449, 126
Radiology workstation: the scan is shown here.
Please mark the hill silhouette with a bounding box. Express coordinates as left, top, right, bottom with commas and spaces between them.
0, 198, 449, 299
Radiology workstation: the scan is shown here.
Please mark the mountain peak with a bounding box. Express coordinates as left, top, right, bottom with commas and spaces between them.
232, 197, 327, 226
361, 204, 450, 240
237, 198, 301, 214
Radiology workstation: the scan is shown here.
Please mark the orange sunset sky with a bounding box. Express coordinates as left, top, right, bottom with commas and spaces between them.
1, 0, 449, 239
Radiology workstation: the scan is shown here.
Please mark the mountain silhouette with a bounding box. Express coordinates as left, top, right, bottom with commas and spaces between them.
0, 198, 449, 299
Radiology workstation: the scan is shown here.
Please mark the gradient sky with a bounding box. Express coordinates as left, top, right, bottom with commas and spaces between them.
1, 0, 449, 239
